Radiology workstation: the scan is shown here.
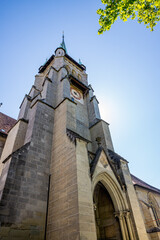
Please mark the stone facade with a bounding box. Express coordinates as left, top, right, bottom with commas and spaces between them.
0, 135, 6, 160
0, 41, 159, 240
133, 179, 160, 240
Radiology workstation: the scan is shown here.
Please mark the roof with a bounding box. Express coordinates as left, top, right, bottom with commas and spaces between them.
108, 149, 128, 163
131, 174, 160, 194
0, 112, 17, 135
38, 54, 55, 73
38, 52, 86, 74
106, 149, 160, 194
65, 54, 86, 71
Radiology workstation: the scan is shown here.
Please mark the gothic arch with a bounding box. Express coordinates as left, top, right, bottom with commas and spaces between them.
92, 171, 127, 211
93, 182, 123, 239
148, 192, 160, 227
92, 172, 135, 240
72, 69, 76, 77
78, 74, 82, 80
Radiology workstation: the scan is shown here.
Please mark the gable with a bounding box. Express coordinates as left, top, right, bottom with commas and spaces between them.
97, 150, 108, 169
90, 147, 127, 191
90, 147, 113, 178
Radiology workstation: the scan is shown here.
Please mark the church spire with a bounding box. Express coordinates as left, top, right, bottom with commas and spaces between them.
60, 32, 67, 53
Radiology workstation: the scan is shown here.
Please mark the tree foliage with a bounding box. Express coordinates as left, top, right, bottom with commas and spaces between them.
97, 0, 160, 33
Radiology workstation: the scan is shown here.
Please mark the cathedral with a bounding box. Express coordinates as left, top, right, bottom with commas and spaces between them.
0, 36, 160, 240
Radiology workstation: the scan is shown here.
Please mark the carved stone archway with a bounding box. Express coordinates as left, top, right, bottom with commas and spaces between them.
92, 172, 135, 240
93, 182, 122, 239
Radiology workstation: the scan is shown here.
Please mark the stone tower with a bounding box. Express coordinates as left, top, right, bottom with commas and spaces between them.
0, 37, 159, 240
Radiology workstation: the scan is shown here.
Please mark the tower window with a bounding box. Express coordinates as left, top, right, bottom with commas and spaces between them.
78, 74, 81, 80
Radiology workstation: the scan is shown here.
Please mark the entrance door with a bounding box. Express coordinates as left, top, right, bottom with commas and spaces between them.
93, 182, 122, 240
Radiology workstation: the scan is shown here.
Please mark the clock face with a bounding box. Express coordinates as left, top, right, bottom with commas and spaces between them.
70, 86, 83, 104
71, 88, 81, 100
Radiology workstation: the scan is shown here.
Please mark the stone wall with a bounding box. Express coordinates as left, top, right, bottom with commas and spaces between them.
135, 186, 160, 240
90, 120, 114, 153
0, 101, 54, 240
46, 99, 97, 240
47, 99, 80, 239
0, 135, 6, 160
120, 160, 149, 240
0, 120, 28, 165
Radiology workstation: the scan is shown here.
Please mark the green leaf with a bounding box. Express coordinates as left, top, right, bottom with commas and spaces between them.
97, 0, 160, 33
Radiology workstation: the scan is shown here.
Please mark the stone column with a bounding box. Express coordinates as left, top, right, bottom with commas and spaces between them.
122, 212, 129, 240
115, 211, 128, 240
125, 211, 135, 240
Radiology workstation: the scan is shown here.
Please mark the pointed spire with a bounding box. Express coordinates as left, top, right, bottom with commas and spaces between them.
79, 59, 82, 65
60, 31, 67, 53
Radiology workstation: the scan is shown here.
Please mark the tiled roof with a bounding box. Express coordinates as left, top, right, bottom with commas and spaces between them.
131, 174, 160, 194
0, 112, 17, 134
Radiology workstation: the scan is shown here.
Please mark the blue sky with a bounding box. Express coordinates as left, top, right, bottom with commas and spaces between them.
1, 0, 160, 188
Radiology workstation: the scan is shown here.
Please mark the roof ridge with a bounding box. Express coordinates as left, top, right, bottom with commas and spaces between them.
0, 112, 16, 121
131, 174, 160, 193
0, 112, 17, 133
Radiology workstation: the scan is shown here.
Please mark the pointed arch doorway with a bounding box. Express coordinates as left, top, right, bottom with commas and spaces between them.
93, 182, 122, 240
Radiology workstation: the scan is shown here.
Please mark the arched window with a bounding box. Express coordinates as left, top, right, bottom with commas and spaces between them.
72, 69, 76, 76
78, 74, 81, 80
148, 192, 160, 227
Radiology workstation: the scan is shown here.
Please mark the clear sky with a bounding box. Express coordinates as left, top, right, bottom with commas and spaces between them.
1, 0, 160, 188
